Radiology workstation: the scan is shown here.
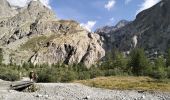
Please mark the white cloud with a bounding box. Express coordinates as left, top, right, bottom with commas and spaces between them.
7, 0, 51, 8
105, 0, 116, 11
110, 17, 115, 21
7, 0, 30, 7
125, 0, 132, 4
80, 21, 97, 32
136, 0, 161, 14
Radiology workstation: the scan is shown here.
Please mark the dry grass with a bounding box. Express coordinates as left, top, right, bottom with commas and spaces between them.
20, 34, 56, 51
74, 76, 170, 92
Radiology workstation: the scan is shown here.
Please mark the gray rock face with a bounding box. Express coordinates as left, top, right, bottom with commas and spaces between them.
95, 20, 130, 51
0, 0, 17, 19
29, 22, 105, 67
96, 0, 170, 55
0, 0, 105, 67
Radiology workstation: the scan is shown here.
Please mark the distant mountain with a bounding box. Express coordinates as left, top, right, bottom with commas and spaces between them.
0, 0, 105, 67
95, 20, 130, 51
114, 20, 130, 29
96, 20, 130, 34
96, 0, 170, 55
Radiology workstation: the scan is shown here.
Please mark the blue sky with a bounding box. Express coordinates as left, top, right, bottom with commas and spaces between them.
7, 0, 161, 31
49, 0, 161, 31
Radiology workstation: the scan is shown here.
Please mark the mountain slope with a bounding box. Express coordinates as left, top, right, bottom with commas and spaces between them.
0, 0, 105, 67
95, 20, 130, 51
96, 0, 170, 55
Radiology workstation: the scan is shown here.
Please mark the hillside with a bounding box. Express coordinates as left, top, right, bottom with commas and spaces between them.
96, 0, 170, 56
0, 0, 105, 67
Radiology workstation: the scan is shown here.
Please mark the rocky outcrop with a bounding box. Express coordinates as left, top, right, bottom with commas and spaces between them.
0, 0, 17, 19
96, 0, 170, 55
28, 20, 105, 67
0, 0, 105, 67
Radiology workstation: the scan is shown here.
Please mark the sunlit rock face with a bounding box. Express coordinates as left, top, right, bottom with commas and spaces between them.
0, 0, 105, 67
0, 0, 18, 18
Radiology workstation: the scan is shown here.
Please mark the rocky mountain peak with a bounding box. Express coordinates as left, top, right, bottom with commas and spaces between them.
28, 0, 48, 10
0, 0, 17, 18
95, 20, 130, 42
26, 0, 56, 20
95, 20, 130, 34
115, 20, 130, 29
0, 0, 105, 67
0, 0, 9, 6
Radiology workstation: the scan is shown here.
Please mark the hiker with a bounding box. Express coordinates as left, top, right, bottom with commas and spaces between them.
29, 71, 38, 82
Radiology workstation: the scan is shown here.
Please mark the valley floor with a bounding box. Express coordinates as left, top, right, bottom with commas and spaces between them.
0, 78, 170, 100
75, 76, 170, 92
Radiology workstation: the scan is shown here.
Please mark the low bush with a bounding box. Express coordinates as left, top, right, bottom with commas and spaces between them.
151, 70, 167, 79
167, 67, 170, 78
78, 71, 90, 80
0, 66, 20, 81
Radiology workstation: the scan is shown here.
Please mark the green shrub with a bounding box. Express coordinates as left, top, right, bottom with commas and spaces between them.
37, 65, 78, 83
78, 71, 90, 80
37, 68, 50, 82
61, 70, 78, 82
151, 70, 167, 79
103, 69, 116, 76
100, 49, 127, 71
89, 67, 104, 78
167, 67, 170, 78
128, 48, 151, 76
166, 49, 170, 67
104, 68, 129, 76
0, 67, 20, 81
150, 57, 167, 79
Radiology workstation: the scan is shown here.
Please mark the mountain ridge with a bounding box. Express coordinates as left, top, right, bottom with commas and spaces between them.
96, 0, 170, 56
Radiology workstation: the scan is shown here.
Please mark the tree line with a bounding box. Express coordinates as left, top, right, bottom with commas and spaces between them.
0, 48, 169, 82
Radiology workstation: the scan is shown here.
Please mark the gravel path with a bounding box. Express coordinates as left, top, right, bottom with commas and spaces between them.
0, 80, 170, 100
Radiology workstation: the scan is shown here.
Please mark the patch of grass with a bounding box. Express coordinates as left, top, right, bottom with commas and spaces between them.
74, 76, 170, 92
20, 35, 47, 51
20, 35, 56, 51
